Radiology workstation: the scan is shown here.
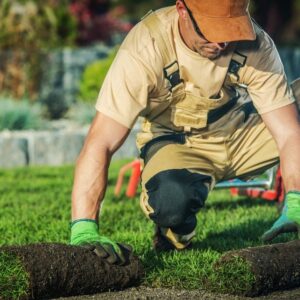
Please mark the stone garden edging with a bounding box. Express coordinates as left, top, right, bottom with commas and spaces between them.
0, 123, 140, 169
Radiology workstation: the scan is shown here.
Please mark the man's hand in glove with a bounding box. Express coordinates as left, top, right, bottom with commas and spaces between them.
70, 219, 132, 265
261, 191, 300, 242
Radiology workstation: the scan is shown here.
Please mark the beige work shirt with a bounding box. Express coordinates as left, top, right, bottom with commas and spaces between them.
96, 6, 294, 129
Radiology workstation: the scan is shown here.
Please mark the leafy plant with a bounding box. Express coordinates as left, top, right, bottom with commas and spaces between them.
0, 98, 44, 130
0, 0, 77, 99
78, 48, 117, 103
39, 88, 70, 120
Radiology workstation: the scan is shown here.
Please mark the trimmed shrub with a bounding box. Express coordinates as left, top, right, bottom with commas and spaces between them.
0, 98, 45, 130
78, 48, 117, 103
39, 88, 70, 120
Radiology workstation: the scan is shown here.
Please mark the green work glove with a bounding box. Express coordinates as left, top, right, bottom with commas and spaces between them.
70, 219, 132, 265
261, 191, 300, 242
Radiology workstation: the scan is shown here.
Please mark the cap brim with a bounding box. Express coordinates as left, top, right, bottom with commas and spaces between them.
195, 12, 256, 43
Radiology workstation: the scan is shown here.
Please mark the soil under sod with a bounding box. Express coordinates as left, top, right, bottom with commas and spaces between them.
214, 240, 300, 296
0, 243, 144, 300
3, 241, 300, 299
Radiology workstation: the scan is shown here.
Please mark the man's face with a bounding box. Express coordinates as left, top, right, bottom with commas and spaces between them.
179, 0, 228, 60
193, 36, 228, 60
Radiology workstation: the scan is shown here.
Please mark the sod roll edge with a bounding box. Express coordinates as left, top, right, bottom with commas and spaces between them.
0, 243, 144, 300
211, 240, 300, 296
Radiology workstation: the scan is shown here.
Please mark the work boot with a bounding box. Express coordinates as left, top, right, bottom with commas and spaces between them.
153, 226, 193, 252
153, 226, 176, 252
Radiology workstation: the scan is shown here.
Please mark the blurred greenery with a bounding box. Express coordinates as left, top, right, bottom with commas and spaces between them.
0, 98, 45, 130
113, 0, 174, 21
79, 48, 118, 103
0, 0, 77, 99
40, 88, 70, 120
0, 0, 76, 50
0, 0, 298, 115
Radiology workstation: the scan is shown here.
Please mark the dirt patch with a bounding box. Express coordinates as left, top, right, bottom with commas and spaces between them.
1, 243, 143, 299
54, 286, 300, 300
216, 240, 300, 296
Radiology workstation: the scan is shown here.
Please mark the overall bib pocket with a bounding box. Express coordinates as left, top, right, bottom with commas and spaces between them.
170, 86, 234, 130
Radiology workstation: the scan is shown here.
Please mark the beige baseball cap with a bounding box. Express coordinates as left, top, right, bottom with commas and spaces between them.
184, 0, 256, 42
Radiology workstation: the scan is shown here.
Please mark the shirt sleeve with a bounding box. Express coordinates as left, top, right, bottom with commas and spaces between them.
241, 31, 295, 114
95, 48, 156, 129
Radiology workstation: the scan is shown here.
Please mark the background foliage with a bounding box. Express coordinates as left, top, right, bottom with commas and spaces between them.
0, 0, 299, 122
79, 48, 117, 103
0, 98, 43, 130
0, 0, 77, 99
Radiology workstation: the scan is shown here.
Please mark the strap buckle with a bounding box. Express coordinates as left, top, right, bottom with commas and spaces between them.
163, 61, 182, 91
228, 51, 247, 81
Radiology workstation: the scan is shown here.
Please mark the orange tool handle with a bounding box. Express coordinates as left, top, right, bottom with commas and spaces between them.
126, 160, 141, 197
114, 159, 141, 197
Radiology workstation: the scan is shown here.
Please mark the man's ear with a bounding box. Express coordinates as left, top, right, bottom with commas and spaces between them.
176, 0, 188, 21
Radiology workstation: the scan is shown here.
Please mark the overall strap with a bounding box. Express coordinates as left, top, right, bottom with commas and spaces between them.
228, 50, 247, 82
227, 20, 263, 84
142, 10, 182, 90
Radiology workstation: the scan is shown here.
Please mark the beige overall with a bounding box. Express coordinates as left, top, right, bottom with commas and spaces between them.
137, 11, 280, 249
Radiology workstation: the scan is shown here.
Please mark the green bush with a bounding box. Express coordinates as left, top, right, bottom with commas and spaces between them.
79, 49, 117, 103
0, 0, 77, 100
39, 88, 70, 120
0, 0, 76, 50
0, 98, 45, 130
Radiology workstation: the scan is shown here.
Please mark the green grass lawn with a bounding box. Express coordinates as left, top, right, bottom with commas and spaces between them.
0, 159, 296, 296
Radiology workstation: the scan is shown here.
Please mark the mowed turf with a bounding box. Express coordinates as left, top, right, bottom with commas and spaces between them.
0, 159, 297, 295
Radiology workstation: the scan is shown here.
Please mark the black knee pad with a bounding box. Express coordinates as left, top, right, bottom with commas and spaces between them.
145, 169, 210, 231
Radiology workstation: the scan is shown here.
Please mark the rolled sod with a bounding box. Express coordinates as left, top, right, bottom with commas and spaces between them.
211, 240, 300, 297
0, 243, 144, 300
